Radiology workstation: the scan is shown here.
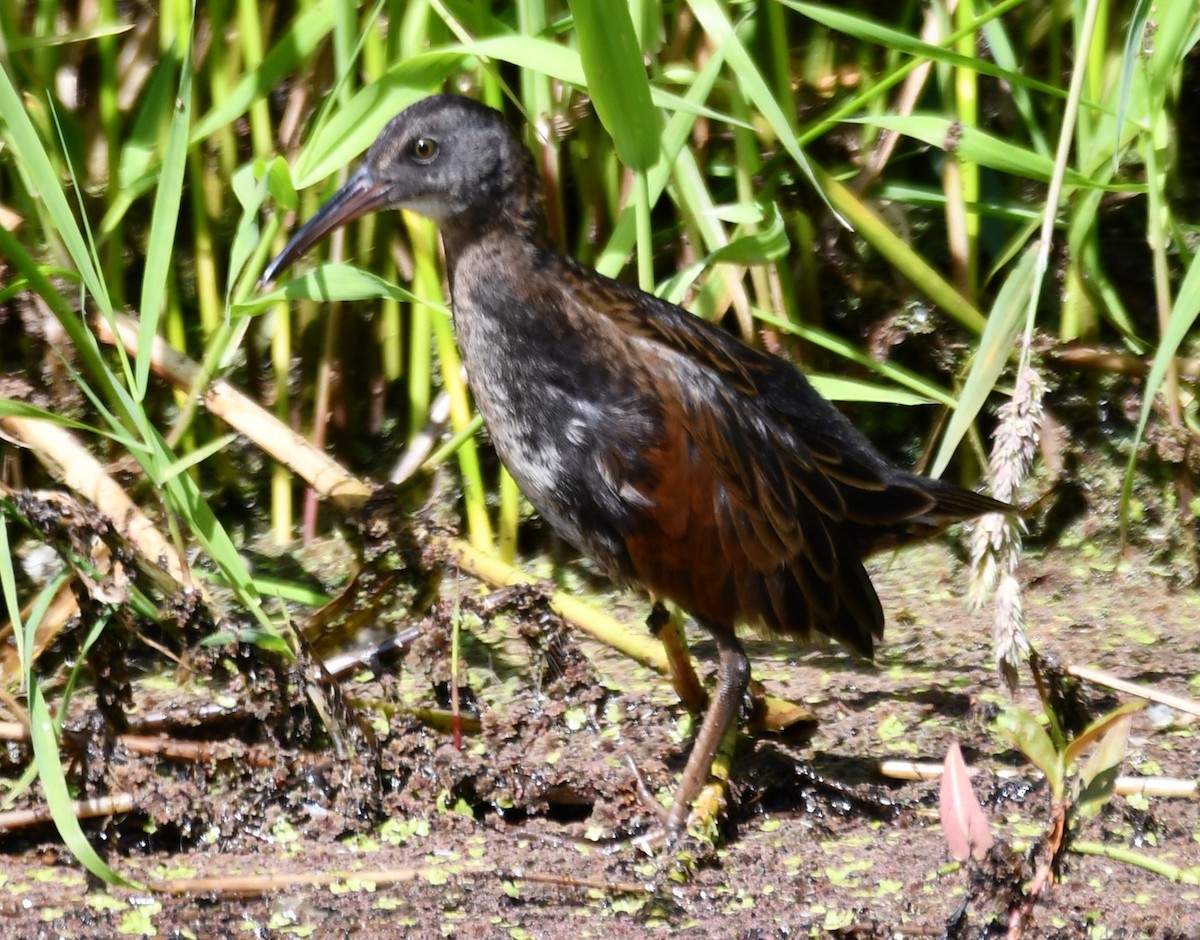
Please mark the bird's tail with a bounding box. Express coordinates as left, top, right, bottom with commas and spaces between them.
855, 476, 1013, 556
917, 477, 1013, 523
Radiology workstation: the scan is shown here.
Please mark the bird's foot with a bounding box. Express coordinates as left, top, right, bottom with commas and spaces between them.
623, 753, 671, 825
623, 823, 716, 881
617, 755, 728, 855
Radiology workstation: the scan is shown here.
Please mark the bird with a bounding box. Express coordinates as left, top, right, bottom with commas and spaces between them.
262, 94, 1012, 838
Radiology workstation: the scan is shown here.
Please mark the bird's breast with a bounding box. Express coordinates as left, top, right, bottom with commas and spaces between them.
447, 256, 661, 578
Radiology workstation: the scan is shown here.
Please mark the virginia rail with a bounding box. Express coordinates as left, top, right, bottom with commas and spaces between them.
263, 95, 1010, 836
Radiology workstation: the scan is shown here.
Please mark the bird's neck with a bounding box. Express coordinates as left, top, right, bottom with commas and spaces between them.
441, 208, 548, 260
441, 225, 552, 325
440, 144, 551, 258
440, 195, 556, 295
440, 190, 550, 254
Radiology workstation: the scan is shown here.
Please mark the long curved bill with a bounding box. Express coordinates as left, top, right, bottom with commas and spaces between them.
261, 165, 393, 285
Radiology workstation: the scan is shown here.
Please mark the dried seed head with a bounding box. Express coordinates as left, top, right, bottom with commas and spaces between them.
969, 365, 1044, 689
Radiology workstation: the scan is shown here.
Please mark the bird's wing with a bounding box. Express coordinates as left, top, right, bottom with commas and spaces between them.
554, 271, 926, 653
577, 268, 940, 525
615, 353, 891, 654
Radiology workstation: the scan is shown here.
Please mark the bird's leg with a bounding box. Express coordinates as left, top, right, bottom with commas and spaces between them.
664, 623, 751, 834
646, 602, 707, 716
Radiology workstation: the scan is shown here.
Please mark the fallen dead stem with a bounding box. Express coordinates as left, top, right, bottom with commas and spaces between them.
147, 862, 654, 901
147, 863, 496, 898
1051, 344, 1200, 381
1067, 663, 1200, 718
0, 420, 200, 593
0, 792, 136, 835
0, 720, 284, 769
502, 869, 650, 894
93, 314, 372, 514
879, 759, 1198, 799
0, 416, 214, 676
0, 719, 313, 835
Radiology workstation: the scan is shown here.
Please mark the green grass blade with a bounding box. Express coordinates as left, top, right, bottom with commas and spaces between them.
456, 35, 586, 86
1121, 247, 1200, 530
190, 1, 337, 143
292, 51, 466, 186
659, 204, 789, 304
980, 14, 1050, 158
785, 1, 1071, 103
3, 21, 132, 51
929, 244, 1037, 477
0, 63, 112, 318
687, 0, 820, 193
816, 166, 987, 334
29, 672, 138, 887
136, 12, 194, 398
0, 399, 113, 436
228, 161, 274, 295
1145, 0, 1200, 100
158, 433, 239, 485
1115, 0, 1154, 172
846, 115, 1142, 193
807, 375, 934, 406
0, 508, 26, 677
596, 45, 728, 277
753, 308, 958, 408
567, 0, 659, 172
115, 54, 179, 190
245, 263, 435, 309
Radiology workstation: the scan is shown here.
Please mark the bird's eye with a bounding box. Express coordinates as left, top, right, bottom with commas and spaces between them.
410, 137, 438, 162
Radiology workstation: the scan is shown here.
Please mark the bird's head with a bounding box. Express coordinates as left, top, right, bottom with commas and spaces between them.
262, 95, 542, 283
